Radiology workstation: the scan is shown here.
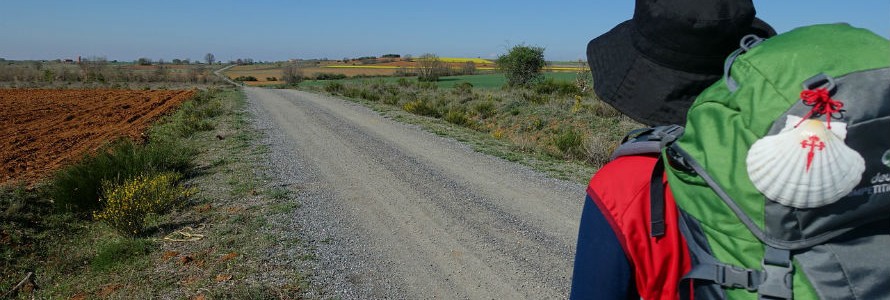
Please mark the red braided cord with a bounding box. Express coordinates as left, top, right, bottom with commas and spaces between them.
794, 88, 844, 129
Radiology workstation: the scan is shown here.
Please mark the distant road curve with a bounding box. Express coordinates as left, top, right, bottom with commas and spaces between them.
245, 87, 585, 299
213, 64, 239, 86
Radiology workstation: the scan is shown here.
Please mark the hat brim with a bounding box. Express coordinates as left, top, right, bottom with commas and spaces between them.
587, 18, 775, 126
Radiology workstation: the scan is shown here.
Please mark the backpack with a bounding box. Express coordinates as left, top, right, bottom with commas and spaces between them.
611, 24, 890, 299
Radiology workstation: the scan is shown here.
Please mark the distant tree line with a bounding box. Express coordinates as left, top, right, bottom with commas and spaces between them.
0, 57, 224, 84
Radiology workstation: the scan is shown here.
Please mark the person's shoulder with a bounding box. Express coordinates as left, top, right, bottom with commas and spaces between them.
587, 155, 660, 211
590, 155, 659, 189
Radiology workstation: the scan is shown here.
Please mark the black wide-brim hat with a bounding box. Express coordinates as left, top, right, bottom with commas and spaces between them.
588, 0, 776, 126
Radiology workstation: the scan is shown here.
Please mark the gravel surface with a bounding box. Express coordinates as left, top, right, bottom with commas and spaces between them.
244, 87, 586, 299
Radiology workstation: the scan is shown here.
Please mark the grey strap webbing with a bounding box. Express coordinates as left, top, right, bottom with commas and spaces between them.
759, 247, 793, 300
609, 125, 684, 161
677, 213, 794, 299
678, 212, 759, 299
649, 156, 666, 237
724, 34, 766, 92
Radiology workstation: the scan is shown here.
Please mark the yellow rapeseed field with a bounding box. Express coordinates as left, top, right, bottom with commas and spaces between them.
438, 57, 495, 64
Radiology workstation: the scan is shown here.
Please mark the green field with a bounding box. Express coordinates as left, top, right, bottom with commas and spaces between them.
300, 72, 578, 90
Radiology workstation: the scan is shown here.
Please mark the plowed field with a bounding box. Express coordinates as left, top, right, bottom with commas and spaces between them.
0, 89, 195, 184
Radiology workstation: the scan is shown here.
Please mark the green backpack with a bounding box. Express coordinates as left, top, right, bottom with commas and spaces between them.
662, 24, 890, 299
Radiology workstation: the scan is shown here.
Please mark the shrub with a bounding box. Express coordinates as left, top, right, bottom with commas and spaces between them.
51, 139, 194, 213
554, 127, 586, 159
534, 78, 581, 96
93, 172, 194, 236
324, 81, 345, 94
233, 76, 258, 81
453, 82, 474, 95
397, 78, 415, 87
313, 73, 347, 80
417, 53, 445, 82
358, 88, 380, 102
266, 77, 278, 81
520, 90, 549, 104
281, 63, 303, 85
444, 109, 471, 126
473, 101, 496, 119
461, 61, 477, 75
497, 45, 546, 87
403, 99, 440, 117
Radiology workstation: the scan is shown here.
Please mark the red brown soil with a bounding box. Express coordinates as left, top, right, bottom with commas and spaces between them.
0, 89, 195, 184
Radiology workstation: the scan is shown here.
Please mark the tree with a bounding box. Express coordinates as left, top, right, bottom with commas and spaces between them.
417, 53, 445, 82
461, 61, 476, 75
79, 56, 108, 82
497, 45, 546, 87
281, 63, 303, 86
205, 53, 215, 65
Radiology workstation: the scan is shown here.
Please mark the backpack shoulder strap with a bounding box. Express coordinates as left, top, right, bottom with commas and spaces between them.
610, 125, 685, 160
610, 125, 685, 238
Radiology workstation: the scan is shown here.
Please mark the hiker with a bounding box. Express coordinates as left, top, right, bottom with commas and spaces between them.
572, 0, 890, 299
569, 0, 775, 298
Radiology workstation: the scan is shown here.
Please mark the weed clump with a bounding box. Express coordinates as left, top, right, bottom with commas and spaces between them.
444, 109, 471, 126
93, 172, 194, 236
554, 127, 586, 160
50, 139, 194, 213
403, 99, 440, 117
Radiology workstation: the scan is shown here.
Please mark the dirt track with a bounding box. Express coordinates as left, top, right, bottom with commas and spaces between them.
0, 89, 194, 184
246, 87, 584, 298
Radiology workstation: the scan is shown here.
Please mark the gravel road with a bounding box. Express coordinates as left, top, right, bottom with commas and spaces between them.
245, 87, 586, 299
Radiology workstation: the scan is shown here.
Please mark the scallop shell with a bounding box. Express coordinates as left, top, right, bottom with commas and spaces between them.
746, 116, 865, 208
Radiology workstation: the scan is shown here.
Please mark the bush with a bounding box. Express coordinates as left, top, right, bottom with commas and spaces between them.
417, 53, 445, 82
93, 172, 194, 236
233, 76, 258, 81
397, 78, 415, 87
444, 109, 471, 126
282, 63, 303, 85
534, 78, 581, 96
266, 77, 278, 81
554, 127, 586, 159
358, 88, 380, 102
313, 73, 347, 80
51, 139, 194, 213
497, 45, 546, 87
453, 82, 474, 95
324, 81, 345, 94
473, 101, 496, 119
403, 99, 440, 117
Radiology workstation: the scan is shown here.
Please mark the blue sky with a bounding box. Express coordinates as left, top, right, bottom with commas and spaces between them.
1, 1, 887, 62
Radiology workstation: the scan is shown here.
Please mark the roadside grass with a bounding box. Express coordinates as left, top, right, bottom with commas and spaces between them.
299, 72, 579, 90
301, 77, 640, 183
1, 88, 307, 299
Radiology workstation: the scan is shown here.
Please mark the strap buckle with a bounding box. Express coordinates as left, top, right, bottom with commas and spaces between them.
759, 260, 794, 299
717, 265, 759, 292
650, 125, 684, 148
